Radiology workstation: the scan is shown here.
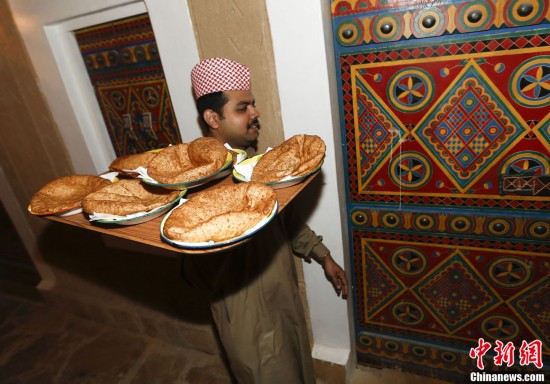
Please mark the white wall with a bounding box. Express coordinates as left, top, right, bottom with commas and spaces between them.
266, 0, 352, 365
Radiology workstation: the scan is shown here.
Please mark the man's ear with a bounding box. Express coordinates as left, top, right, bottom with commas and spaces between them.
203, 109, 220, 129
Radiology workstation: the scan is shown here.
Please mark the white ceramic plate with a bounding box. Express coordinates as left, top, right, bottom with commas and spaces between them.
160, 199, 278, 250
57, 207, 83, 217
211, 148, 248, 180
232, 154, 322, 189
142, 152, 233, 190
230, 148, 248, 164
116, 148, 165, 177
91, 189, 187, 226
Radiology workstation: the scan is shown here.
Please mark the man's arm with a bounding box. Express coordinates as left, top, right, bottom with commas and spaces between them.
283, 209, 348, 299
321, 253, 348, 299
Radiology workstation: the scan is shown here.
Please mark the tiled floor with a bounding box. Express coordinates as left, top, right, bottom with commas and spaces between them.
0, 289, 455, 384
0, 290, 233, 384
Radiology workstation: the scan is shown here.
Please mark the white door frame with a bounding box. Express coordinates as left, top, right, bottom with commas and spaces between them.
9, 0, 200, 174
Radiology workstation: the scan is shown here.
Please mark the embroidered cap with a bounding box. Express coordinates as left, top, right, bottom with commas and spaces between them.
191, 57, 251, 99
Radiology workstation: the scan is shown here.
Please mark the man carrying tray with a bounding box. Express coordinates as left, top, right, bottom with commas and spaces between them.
182, 57, 348, 383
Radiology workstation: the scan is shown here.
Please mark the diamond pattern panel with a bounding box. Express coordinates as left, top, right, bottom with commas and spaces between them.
352, 233, 550, 380
334, 1, 550, 378
413, 252, 500, 332
510, 278, 550, 344
354, 77, 405, 189
361, 241, 405, 318
414, 61, 527, 192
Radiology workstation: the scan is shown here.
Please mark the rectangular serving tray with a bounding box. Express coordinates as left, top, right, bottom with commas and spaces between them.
45, 172, 319, 254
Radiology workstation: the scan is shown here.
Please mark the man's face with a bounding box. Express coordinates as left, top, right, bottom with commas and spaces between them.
217, 90, 260, 149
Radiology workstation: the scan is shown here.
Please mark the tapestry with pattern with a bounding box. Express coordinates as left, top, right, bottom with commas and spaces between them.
332, 0, 549, 381
74, 13, 181, 157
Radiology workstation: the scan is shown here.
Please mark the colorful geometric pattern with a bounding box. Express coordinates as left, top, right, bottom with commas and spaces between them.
74, 13, 182, 156
509, 55, 550, 108
362, 242, 404, 317
388, 68, 434, 113
356, 330, 477, 378
488, 256, 533, 289
349, 205, 550, 248
510, 278, 550, 345
413, 252, 501, 332
332, 0, 550, 44
332, 0, 550, 380
501, 175, 550, 196
414, 60, 527, 192
347, 52, 549, 201
389, 152, 432, 190
353, 235, 550, 380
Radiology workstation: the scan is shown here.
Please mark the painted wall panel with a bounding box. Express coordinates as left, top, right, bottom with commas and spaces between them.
331, 0, 550, 380
74, 14, 182, 156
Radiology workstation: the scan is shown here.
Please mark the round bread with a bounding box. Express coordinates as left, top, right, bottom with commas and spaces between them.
82, 179, 181, 216
251, 134, 326, 183
109, 151, 159, 174
146, 137, 228, 184
29, 175, 111, 216
188, 137, 228, 165
163, 182, 276, 243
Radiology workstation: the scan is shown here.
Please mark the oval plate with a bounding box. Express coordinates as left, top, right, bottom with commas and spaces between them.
232, 154, 322, 189
142, 152, 233, 190
91, 189, 187, 226
160, 199, 278, 250
229, 148, 248, 164
27, 173, 118, 217
115, 148, 165, 177
215, 148, 248, 179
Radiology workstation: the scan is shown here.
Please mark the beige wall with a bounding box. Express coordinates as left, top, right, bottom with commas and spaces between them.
0, 0, 72, 235
188, 0, 284, 153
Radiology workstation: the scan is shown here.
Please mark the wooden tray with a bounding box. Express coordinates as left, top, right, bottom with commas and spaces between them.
45, 172, 319, 254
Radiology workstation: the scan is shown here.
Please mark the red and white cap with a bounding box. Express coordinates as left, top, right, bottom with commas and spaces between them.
191, 57, 251, 99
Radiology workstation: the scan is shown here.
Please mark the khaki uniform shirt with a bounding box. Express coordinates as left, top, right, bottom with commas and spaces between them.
182, 206, 328, 384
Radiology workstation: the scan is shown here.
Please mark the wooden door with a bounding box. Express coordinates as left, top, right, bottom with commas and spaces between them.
331, 0, 549, 381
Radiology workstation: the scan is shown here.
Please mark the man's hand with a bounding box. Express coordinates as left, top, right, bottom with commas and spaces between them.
322, 254, 349, 299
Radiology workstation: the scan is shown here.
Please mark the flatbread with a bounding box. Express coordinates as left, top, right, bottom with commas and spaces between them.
82, 179, 181, 216
146, 137, 228, 184
109, 151, 158, 174
251, 134, 325, 183
29, 175, 111, 216
163, 182, 276, 243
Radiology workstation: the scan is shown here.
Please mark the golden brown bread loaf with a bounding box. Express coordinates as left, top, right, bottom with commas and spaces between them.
109, 151, 158, 174
29, 175, 111, 216
163, 182, 276, 243
251, 134, 325, 183
82, 179, 181, 216
146, 137, 228, 184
